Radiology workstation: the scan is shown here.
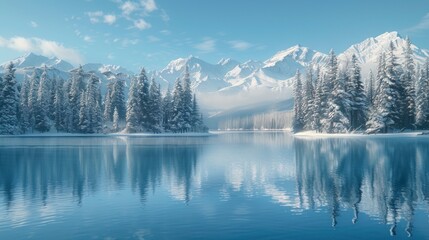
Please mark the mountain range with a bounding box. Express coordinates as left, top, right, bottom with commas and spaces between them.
1, 31, 428, 113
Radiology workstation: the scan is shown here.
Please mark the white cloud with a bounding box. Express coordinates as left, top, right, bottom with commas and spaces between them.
409, 12, 429, 31
83, 36, 93, 42
147, 35, 160, 42
87, 11, 103, 23
141, 0, 157, 12
160, 30, 171, 35
104, 14, 117, 25
107, 53, 114, 60
121, 1, 139, 15
30, 21, 38, 28
134, 19, 151, 30
0, 36, 83, 65
229, 40, 253, 51
122, 38, 139, 47
160, 9, 169, 22
195, 38, 216, 53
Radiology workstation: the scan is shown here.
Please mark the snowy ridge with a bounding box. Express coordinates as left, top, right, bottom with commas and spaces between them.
1, 32, 428, 111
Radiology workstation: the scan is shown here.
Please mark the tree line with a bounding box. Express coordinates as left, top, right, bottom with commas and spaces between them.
0, 64, 207, 135
293, 38, 429, 134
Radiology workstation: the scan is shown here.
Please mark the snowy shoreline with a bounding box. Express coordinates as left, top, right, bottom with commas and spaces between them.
294, 130, 429, 138
0, 132, 214, 137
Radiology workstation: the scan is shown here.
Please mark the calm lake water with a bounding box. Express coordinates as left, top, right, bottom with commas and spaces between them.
0, 132, 429, 239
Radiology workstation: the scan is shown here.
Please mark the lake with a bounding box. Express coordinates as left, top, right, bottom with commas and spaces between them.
0, 132, 428, 239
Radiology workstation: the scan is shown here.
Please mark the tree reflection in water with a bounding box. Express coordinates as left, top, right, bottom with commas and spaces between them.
295, 137, 429, 237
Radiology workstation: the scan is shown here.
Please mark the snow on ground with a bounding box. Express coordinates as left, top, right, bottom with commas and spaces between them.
0, 132, 214, 137
294, 130, 429, 138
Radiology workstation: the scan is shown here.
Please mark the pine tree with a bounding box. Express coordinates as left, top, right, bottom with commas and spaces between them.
322, 50, 348, 133
311, 74, 324, 132
367, 70, 375, 107
402, 37, 416, 129
35, 66, 52, 132
384, 42, 402, 129
0, 63, 19, 135
28, 70, 40, 131
19, 75, 31, 133
111, 75, 126, 121
126, 77, 141, 133
138, 68, 151, 131
53, 78, 67, 132
415, 62, 429, 128
191, 94, 201, 132
49, 76, 57, 121
292, 70, 304, 132
366, 53, 397, 133
103, 79, 114, 122
69, 66, 86, 132
181, 66, 193, 132
326, 70, 351, 133
84, 74, 102, 133
162, 86, 173, 132
348, 54, 368, 131
171, 78, 185, 133
78, 93, 89, 133
148, 79, 163, 133
303, 66, 315, 130
111, 107, 119, 132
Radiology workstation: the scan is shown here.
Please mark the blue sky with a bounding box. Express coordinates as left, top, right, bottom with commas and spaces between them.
0, 0, 428, 71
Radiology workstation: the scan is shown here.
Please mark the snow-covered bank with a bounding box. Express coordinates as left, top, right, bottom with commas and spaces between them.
0, 132, 214, 137
294, 130, 429, 138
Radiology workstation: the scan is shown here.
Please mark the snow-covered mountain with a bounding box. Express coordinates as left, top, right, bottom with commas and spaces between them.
338, 31, 429, 76
1, 32, 428, 111
152, 56, 240, 92
1, 52, 74, 72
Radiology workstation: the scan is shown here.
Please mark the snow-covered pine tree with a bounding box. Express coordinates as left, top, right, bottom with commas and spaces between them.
53, 78, 67, 132
322, 50, 346, 133
35, 66, 52, 132
384, 42, 402, 129
303, 66, 314, 130
191, 94, 200, 132
18, 75, 31, 133
292, 70, 304, 132
85, 74, 102, 133
366, 53, 397, 133
113, 107, 119, 132
162, 86, 173, 132
171, 78, 185, 133
415, 63, 429, 128
111, 75, 126, 122
348, 54, 368, 131
138, 68, 151, 131
401, 37, 416, 129
326, 70, 351, 133
49, 76, 57, 122
78, 93, 89, 133
28, 70, 40, 131
126, 77, 141, 133
62, 80, 73, 132
69, 66, 86, 132
0, 63, 19, 135
367, 70, 375, 107
103, 79, 114, 122
311, 74, 324, 132
148, 79, 163, 133
181, 66, 193, 132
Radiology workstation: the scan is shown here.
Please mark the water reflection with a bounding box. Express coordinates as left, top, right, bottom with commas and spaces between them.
0, 137, 203, 208
0, 134, 429, 239
295, 138, 429, 237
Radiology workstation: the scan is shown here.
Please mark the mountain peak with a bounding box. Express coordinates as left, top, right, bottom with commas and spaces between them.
376, 31, 401, 41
